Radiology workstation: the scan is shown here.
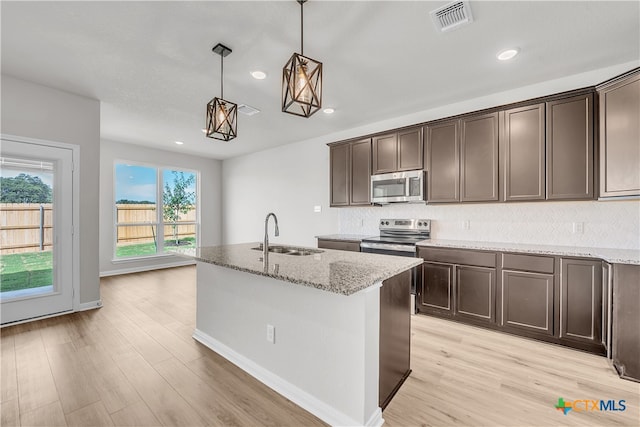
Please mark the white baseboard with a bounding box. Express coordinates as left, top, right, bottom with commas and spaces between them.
1, 310, 72, 328
78, 300, 103, 311
2, 300, 103, 327
99, 259, 195, 277
193, 329, 382, 427
365, 408, 384, 427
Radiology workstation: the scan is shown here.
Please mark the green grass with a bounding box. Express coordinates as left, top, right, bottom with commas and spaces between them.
0, 237, 197, 293
0, 251, 53, 293
116, 237, 196, 258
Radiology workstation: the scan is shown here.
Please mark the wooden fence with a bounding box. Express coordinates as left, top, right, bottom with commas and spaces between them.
0, 203, 53, 254
0, 203, 196, 254
116, 204, 196, 245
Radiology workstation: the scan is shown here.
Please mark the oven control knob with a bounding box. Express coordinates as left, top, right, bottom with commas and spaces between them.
418, 222, 423, 226
380, 221, 384, 225
385, 221, 389, 225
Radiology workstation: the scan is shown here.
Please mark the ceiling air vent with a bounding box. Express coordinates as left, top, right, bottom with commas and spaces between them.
237, 104, 260, 116
430, 1, 474, 33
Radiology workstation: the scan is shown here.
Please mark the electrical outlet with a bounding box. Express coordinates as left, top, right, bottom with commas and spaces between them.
266, 324, 275, 343
314, 205, 322, 213
462, 220, 470, 230
359, 219, 364, 227
572, 222, 584, 234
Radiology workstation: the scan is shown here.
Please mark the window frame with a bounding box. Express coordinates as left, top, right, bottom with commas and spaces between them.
112, 160, 200, 261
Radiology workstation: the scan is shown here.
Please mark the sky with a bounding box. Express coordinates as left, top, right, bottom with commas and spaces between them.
115, 164, 196, 203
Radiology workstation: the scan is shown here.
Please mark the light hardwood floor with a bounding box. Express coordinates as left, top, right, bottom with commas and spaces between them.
1, 265, 638, 426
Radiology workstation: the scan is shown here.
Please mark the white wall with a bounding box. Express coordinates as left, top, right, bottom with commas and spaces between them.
99, 139, 222, 276
195, 262, 380, 426
1, 75, 101, 304
222, 61, 640, 251
222, 138, 340, 246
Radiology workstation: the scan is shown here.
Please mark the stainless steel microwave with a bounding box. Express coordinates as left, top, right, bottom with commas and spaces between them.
371, 170, 426, 204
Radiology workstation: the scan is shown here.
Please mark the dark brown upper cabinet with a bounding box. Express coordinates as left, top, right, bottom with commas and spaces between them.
460, 112, 499, 202
350, 139, 372, 205
372, 133, 397, 174
426, 112, 498, 204
598, 69, 640, 198
546, 93, 594, 200
425, 120, 460, 203
329, 139, 371, 207
502, 103, 546, 201
398, 127, 424, 171
328, 68, 636, 206
372, 127, 423, 174
329, 143, 350, 207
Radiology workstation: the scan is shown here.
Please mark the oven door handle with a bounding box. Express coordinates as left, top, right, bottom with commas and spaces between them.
360, 242, 416, 253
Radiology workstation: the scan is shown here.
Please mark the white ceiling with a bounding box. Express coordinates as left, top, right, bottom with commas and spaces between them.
2, 1, 639, 160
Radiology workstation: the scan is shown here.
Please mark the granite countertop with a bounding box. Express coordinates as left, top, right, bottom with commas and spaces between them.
315, 234, 376, 242
416, 239, 640, 265
180, 243, 422, 296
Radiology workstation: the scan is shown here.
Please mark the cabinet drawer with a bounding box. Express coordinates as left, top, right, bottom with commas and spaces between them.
317, 239, 360, 252
502, 253, 554, 274
419, 247, 496, 268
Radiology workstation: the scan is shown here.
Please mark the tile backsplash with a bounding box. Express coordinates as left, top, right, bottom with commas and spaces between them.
339, 200, 640, 250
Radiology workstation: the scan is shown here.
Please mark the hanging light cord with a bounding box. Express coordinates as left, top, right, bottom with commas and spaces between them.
300, 0, 304, 56
220, 53, 224, 99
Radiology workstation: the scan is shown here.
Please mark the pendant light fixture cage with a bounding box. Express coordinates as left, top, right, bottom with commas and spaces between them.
282, 0, 322, 118
206, 43, 238, 141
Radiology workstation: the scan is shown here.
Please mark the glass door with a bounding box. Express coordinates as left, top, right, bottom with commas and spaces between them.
1, 138, 74, 324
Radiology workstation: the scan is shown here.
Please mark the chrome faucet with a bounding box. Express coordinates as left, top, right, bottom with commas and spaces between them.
263, 212, 279, 261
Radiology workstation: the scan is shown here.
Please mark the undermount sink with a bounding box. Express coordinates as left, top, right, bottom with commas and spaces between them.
252, 244, 323, 257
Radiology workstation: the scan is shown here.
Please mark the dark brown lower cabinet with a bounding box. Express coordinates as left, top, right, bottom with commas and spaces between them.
455, 265, 495, 324
418, 247, 609, 357
316, 238, 360, 252
418, 262, 454, 316
612, 264, 640, 381
559, 258, 604, 353
501, 270, 554, 336
379, 270, 411, 409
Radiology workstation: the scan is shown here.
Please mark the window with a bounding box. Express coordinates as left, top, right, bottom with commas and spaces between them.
114, 162, 198, 259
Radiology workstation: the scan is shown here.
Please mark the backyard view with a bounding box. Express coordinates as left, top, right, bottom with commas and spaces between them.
115, 164, 197, 258
1, 251, 52, 293
0, 164, 198, 294
0, 168, 54, 295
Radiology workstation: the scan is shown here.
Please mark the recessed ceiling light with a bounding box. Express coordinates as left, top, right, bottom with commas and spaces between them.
497, 48, 519, 61
175, 141, 184, 145
250, 70, 267, 80
323, 108, 335, 114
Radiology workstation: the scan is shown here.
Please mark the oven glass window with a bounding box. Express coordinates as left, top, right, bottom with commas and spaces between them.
372, 179, 405, 198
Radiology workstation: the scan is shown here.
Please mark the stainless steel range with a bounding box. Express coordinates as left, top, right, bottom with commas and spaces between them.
360, 219, 430, 312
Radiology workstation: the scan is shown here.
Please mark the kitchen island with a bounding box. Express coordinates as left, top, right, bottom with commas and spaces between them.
186, 243, 421, 427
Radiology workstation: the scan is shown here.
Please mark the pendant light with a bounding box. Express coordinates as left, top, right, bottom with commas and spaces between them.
282, 0, 322, 118
206, 43, 238, 141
